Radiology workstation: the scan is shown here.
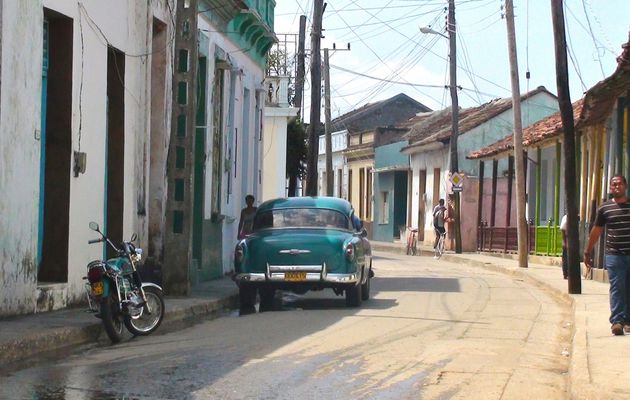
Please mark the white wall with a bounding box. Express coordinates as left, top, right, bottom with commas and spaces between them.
262, 108, 294, 201
0, 1, 167, 316
317, 130, 348, 196
409, 147, 449, 233
0, 0, 43, 315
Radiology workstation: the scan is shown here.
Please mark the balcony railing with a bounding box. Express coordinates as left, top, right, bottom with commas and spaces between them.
264, 75, 290, 108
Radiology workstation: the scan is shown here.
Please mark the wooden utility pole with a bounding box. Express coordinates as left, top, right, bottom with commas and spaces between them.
447, 0, 462, 253
505, 0, 529, 269
551, 0, 581, 293
293, 15, 306, 118
305, 0, 323, 196
163, 0, 198, 295
323, 48, 333, 196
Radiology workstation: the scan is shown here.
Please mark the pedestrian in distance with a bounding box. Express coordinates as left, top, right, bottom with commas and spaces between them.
432, 199, 447, 250
560, 213, 568, 280
238, 194, 257, 240
445, 195, 456, 250
584, 175, 630, 336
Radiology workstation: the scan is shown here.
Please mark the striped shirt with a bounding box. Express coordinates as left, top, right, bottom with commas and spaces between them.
594, 200, 630, 254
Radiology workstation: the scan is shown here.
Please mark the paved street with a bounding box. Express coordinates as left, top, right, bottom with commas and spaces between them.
0, 251, 571, 399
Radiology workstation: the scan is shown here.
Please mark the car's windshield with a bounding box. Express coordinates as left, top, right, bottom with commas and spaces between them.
253, 208, 350, 230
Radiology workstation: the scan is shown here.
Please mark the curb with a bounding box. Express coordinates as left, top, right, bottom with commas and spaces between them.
0, 321, 102, 366
0, 293, 240, 367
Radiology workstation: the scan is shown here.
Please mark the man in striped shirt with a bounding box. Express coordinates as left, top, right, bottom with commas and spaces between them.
584, 175, 630, 336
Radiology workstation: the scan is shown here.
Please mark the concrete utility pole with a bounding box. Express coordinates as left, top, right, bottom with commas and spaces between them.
323, 48, 333, 196
447, 0, 462, 254
551, 0, 581, 293
305, 0, 323, 196
163, 0, 198, 295
505, 0, 529, 269
294, 15, 306, 118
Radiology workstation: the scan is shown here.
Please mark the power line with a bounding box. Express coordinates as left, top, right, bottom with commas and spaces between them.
580, 0, 605, 77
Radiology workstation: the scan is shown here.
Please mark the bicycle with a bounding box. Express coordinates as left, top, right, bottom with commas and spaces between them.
434, 230, 446, 259
406, 227, 418, 256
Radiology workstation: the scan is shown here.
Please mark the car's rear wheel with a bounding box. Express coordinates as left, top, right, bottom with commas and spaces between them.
239, 284, 257, 315
345, 282, 362, 307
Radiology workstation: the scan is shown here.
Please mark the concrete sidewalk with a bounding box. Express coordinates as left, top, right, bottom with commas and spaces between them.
0, 243, 626, 399
371, 240, 626, 400
0, 278, 239, 366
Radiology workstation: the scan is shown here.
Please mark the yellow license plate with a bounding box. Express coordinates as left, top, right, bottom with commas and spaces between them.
92, 281, 104, 296
285, 272, 307, 281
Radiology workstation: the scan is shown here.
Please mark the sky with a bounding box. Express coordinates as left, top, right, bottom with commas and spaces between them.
272, 0, 630, 120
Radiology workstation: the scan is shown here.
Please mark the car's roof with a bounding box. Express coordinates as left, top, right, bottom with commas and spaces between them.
257, 196, 353, 215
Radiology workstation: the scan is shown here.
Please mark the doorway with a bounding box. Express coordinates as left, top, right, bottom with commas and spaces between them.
38, 11, 73, 283
417, 169, 427, 241
105, 46, 125, 258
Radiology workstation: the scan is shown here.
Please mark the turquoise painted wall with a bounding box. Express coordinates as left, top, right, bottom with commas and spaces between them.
461, 93, 559, 176
373, 171, 408, 242
375, 141, 408, 169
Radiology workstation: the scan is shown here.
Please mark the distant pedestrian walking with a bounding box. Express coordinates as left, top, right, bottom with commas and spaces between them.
445, 195, 455, 250
238, 194, 257, 240
584, 175, 630, 336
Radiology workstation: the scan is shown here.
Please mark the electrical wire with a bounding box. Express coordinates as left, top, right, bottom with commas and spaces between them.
580, 0, 605, 77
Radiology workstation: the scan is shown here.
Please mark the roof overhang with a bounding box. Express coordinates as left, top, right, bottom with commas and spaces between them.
401, 141, 444, 155
372, 165, 410, 173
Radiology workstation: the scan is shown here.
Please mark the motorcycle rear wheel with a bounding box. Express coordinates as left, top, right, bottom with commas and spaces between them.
124, 286, 165, 336
101, 294, 124, 343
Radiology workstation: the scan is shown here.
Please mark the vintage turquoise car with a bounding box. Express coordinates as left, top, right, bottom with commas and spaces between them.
233, 196, 373, 313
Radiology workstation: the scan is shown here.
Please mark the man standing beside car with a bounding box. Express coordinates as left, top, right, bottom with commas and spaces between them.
584, 175, 630, 336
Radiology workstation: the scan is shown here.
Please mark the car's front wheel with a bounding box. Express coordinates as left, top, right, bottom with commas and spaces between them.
345, 282, 362, 307
361, 271, 371, 301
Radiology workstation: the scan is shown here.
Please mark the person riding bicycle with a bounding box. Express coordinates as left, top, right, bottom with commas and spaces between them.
433, 199, 447, 250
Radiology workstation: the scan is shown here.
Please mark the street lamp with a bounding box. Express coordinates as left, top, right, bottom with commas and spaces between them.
419, 0, 463, 254
419, 26, 448, 39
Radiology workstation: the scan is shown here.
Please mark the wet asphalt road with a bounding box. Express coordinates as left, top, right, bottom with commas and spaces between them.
0, 252, 571, 400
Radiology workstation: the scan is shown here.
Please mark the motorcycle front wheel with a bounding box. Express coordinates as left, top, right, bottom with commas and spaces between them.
124, 286, 165, 336
101, 294, 124, 343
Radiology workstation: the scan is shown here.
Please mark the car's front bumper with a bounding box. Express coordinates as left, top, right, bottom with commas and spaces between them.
234, 263, 359, 284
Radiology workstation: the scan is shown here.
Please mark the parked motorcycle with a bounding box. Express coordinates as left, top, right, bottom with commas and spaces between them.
84, 222, 165, 343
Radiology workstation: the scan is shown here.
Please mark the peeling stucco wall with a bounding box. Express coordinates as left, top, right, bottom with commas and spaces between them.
0, 1, 43, 316
1, 1, 170, 316
197, 15, 269, 276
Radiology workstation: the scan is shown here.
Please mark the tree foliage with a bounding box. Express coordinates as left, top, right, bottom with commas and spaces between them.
286, 118, 307, 196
